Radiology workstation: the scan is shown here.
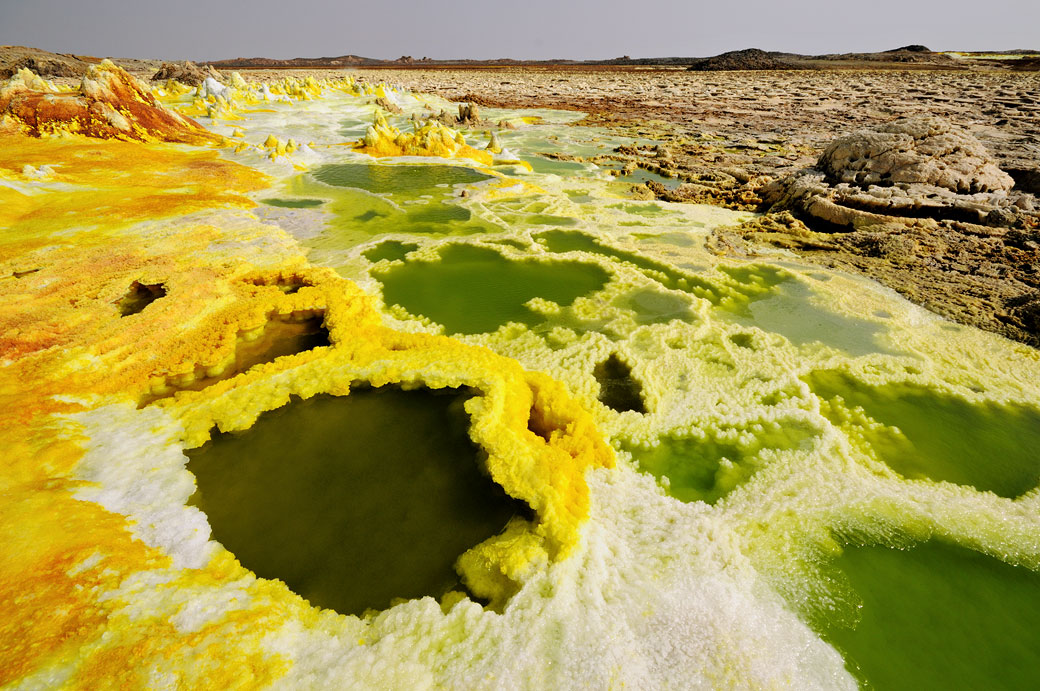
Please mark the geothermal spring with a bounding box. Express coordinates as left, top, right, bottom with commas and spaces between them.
3, 66, 1040, 689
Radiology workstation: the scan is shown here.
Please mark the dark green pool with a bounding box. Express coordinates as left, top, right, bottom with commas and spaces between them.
312, 163, 491, 194
262, 198, 326, 209
187, 387, 523, 616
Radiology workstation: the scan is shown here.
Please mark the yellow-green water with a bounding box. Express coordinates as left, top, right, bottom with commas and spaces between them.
311, 163, 491, 194
535, 229, 789, 311
278, 162, 503, 256
187, 387, 524, 616
809, 370, 1040, 497
626, 421, 819, 504
262, 197, 326, 208
363, 240, 418, 263
376, 243, 610, 334
821, 540, 1040, 690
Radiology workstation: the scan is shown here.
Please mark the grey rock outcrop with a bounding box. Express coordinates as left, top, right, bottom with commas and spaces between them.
0, 54, 85, 79
687, 49, 796, 72
150, 61, 209, 86
818, 116, 1014, 194
762, 116, 1031, 229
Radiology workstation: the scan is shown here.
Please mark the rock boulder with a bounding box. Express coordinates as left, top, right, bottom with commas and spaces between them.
819, 116, 1014, 194
150, 61, 209, 86
762, 117, 1030, 230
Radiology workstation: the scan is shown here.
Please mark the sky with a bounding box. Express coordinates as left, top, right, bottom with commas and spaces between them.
1, 0, 1037, 62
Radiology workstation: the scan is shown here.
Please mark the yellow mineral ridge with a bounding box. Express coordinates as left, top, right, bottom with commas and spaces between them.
355, 111, 494, 165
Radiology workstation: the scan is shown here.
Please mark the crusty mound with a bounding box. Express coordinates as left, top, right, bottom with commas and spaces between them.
0, 54, 85, 79
0, 60, 220, 144
818, 116, 1014, 194
150, 60, 209, 86
687, 49, 795, 71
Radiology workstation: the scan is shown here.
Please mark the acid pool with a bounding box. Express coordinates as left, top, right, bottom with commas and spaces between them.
187, 387, 523, 615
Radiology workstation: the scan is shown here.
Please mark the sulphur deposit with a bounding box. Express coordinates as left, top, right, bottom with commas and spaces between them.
2, 62, 1040, 690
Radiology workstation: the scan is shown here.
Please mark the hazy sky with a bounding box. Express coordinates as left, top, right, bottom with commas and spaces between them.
2, 0, 1037, 61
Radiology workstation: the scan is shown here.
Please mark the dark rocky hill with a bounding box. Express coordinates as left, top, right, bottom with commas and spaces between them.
686, 49, 798, 71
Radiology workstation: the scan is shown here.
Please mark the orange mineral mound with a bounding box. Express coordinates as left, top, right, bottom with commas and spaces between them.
0, 60, 221, 144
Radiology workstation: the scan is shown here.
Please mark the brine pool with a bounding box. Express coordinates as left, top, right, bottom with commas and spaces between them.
57, 83, 1040, 688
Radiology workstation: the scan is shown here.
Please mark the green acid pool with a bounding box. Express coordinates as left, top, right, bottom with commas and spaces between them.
311, 163, 491, 195
376, 243, 611, 334
808, 370, 1040, 498
535, 229, 788, 310
820, 540, 1040, 690
187, 387, 525, 616
625, 421, 818, 505
262, 198, 326, 209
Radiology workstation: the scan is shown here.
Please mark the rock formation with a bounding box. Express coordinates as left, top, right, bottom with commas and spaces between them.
486, 131, 503, 154
151, 60, 209, 86
457, 102, 481, 125
761, 116, 1028, 229
818, 116, 1014, 194
0, 54, 85, 79
687, 49, 796, 71
356, 111, 493, 164
419, 103, 485, 128
729, 116, 1040, 346
375, 96, 402, 113
1, 60, 221, 144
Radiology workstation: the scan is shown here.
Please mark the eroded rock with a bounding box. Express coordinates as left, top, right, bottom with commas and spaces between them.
420, 103, 484, 127
457, 102, 481, 125
0, 54, 86, 79
1, 60, 221, 144
720, 117, 1040, 346
151, 61, 208, 86
762, 117, 1033, 230
819, 116, 1014, 194
375, 96, 402, 114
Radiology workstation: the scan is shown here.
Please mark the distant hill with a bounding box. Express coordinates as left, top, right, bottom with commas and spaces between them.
204, 46, 971, 72
885, 44, 932, 53
686, 49, 798, 71
806, 46, 961, 66
205, 54, 584, 69
208, 55, 377, 69
3, 44, 1037, 78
